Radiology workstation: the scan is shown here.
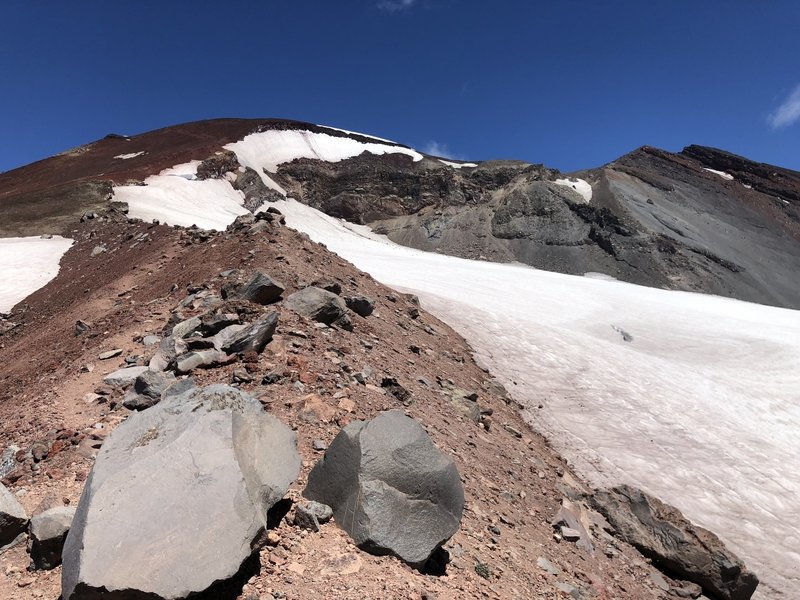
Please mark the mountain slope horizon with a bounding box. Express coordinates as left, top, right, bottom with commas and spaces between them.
2, 117, 799, 310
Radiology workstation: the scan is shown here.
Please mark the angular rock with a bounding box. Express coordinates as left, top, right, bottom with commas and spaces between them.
62, 385, 300, 600
198, 312, 240, 336
29, 506, 76, 570
102, 366, 149, 388
239, 272, 285, 305
171, 316, 202, 339
1, 482, 28, 550
285, 287, 352, 330
592, 485, 758, 600
123, 371, 177, 410
98, 349, 122, 360
304, 410, 464, 566
220, 312, 278, 354
149, 336, 182, 372
175, 349, 234, 374
294, 502, 333, 532
344, 295, 375, 317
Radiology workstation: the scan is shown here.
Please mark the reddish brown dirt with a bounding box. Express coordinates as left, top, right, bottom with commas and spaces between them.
0, 213, 672, 599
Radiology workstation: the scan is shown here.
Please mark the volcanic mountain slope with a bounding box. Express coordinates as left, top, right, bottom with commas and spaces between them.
2, 118, 800, 308
0, 208, 685, 600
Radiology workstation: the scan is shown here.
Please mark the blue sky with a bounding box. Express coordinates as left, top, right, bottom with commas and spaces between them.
1, 1, 799, 173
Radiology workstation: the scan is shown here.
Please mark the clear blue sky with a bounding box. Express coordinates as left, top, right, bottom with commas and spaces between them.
2, 1, 799, 173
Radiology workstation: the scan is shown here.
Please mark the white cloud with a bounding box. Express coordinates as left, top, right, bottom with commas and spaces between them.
377, 0, 416, 11
768, 84, 800, 129
422, 140, 460, 159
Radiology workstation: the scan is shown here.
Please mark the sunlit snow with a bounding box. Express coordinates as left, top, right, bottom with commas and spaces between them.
439, 159, 478, 169
272, 197, 800, 599
113, 151, 145, 160
555, 178, 592, 202
0, 236, 73, 312
703, 167, 734, 181
113, 165, 248, 230
224, 130, 424, 195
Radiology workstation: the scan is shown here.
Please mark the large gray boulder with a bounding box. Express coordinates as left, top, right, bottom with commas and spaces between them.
1, 482, 28, 550
285, 287, 352, 330
62, 385, 300, 599
592, 485, 758, 600
239, 272, 284, 305
29, 506, 76, 569
304, 410, 463, 566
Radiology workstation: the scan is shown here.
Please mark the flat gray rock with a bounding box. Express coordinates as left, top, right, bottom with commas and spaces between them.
304, 410, 463, 566
0, 482, 28, 551
102, 366, 149, 388
175, 349, 233, 374
62, 384, 300, 599
29, 506, 76, 570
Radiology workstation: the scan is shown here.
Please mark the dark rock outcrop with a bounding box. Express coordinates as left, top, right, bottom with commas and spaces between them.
592, 485, 758, 600
304, 410, 464, 566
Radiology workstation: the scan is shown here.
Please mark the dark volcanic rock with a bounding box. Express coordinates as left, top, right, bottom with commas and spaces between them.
220, 312, 279, 354
232, 167, 284, 212
285, 287, 352, 330
344, 295, 375, 317
592, 485, 758, 600
62, 384, 300, 600
304, 410, 464, 566
238, 272, 285, 305
0, 482, 28, 550
29, 506, 76, 570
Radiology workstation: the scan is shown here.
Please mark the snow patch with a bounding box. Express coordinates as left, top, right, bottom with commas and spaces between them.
319, 125, 397, 144
439, 159, 478, 169
703, 168, 734, 181
272, 197, 800, 599
0, 236, 74, 312
113, 151, 145, 160
555, 178, 592, 202
225, 129, 424, 195
113, 172, 248, 231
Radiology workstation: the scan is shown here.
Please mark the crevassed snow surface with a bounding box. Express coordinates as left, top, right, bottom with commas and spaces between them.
555, 178, 592, 202
703, 167, 735, 181
273, 198, 799, 599
224, 130, 424, 194
439, 159, 479, 169
0, 236, 74, 312
113, 151, 145, 160
113, 162, 248, 230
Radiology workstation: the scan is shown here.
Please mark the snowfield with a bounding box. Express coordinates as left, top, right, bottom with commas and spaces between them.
113, 162, 249, 230
224, 129, 424, 194
271, 198, 800, 600
0, 236, 74, 312
555, 177, 593, 202
439, 159, 479, 169
703, 167, 735, 181
113, 151, 145, 160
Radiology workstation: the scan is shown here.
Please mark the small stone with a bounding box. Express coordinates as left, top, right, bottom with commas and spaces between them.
312, 439, 327, 452
98, 349, 123, 360
560, 526, 582, 542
